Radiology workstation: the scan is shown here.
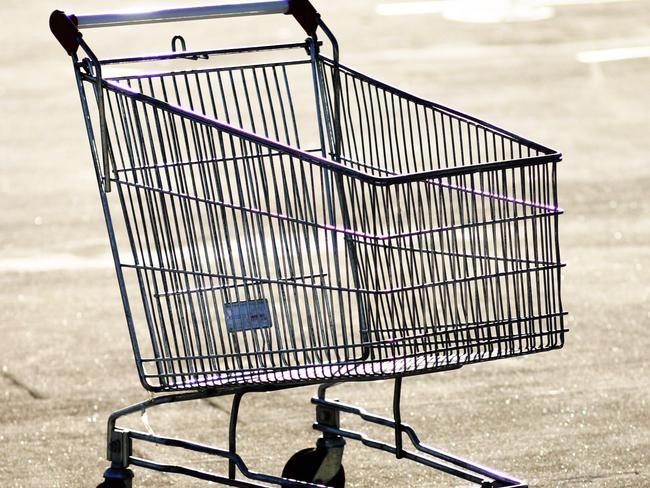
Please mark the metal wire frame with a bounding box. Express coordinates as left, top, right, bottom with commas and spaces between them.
73, 38, 565, 393
100, 379, 527, 488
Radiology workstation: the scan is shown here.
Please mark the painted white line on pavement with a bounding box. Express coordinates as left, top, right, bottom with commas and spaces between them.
543, 0, 633, 5
443, 3, 554, 23
376, 1, 447, 16
377, 0, 635, 16
0, 254, 113, 273
577, 46, 650, 63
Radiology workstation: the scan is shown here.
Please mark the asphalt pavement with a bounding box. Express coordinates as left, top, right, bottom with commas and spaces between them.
1, 0, 649, 486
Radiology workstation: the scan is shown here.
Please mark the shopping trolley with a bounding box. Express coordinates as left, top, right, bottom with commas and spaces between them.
50, 1, 566, 486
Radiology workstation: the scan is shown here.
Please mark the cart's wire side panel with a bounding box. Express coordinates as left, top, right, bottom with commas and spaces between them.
100, 79, 366, 389
318, 58, 556, 174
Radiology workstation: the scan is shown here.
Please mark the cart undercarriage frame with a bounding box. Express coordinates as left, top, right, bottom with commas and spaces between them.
102, 378, 526, 488
50, 1, 565, 486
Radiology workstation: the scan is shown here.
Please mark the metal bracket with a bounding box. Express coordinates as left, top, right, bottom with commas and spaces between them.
314, 404, 345, 484
108, 428, 132, 468
313, 437, 344, 484
316, 402, 340, 430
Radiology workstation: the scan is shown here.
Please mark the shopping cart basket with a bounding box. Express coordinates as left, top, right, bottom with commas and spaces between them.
50, 1, 566, 486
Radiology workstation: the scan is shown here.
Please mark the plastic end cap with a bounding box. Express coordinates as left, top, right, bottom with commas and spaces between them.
50, 10, 81, 56
286, 0, 319, 38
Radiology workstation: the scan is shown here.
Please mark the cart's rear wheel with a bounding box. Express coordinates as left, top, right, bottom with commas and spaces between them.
96, 480, 129, 488
281, 447, 345, 488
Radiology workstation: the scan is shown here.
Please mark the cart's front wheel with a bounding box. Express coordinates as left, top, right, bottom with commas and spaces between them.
281, 447, 345, 488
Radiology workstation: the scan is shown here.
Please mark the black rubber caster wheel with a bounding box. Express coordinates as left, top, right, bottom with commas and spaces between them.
97, 481, 129, 488
281, 447, 345, 487
97, 467, 133, 488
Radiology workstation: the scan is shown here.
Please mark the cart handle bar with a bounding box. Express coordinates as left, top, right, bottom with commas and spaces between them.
50, 0, 319, 56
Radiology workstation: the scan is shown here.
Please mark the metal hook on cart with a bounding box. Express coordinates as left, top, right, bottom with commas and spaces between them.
171, 35, 209, 60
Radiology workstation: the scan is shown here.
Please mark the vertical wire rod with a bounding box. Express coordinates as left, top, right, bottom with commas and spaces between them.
229, 391, 245, 480
393, 377, 404, 459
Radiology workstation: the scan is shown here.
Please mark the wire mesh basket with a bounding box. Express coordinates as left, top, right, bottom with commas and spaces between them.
83, 46, 565, 392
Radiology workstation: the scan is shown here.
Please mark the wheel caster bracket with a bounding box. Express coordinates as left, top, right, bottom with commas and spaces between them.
313, 437, 345, 484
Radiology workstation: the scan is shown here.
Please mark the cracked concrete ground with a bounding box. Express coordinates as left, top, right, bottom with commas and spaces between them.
1, 0, 649, 486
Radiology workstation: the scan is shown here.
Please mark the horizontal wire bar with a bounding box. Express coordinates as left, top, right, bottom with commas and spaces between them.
135, 311, 567, 359
106, 59, 311, 81
113, 178, 562, 241
141, 334, 566, 384
155, 272, 328, 298
139, 324, 567, 371
121, 260, 564, 296
113, 148, 322, 173
347, 238, 556, 267
100, 42, 313, 66
337, 153, 561, 212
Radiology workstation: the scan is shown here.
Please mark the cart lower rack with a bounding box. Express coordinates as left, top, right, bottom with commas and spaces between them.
51, 1, 565, 486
